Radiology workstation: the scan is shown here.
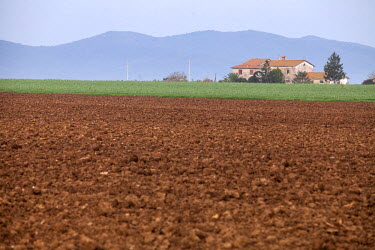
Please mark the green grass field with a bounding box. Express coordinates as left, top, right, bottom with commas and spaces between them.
0, 79, 374, 102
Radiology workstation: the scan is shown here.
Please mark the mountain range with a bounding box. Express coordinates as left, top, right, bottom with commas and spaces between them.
1, 30, 374, 84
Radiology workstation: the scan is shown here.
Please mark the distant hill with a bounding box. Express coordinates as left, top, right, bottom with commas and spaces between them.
1, 30, 374, 84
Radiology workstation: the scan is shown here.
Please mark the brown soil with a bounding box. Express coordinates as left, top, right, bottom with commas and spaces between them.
0, 93, 374, 249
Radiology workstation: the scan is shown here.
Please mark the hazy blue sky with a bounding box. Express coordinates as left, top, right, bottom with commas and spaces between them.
1, 0, 374, 47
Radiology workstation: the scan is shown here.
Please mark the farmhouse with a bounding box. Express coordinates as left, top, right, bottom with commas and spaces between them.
231, 56, 314, 82
306, 72, 349, 84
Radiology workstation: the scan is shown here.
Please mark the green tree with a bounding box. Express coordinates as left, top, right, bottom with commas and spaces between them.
324, 52, 346, 84
293, 71, 312, 83
261, 60, 271, 82
237, 77, 248, 83
248, 71, 263, 83
248, 75, 259, 83
222, 73, 240, 82
268, 68, 284, 83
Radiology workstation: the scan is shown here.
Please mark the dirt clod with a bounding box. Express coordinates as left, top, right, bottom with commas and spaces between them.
124, 194, 140, 208
32, 186, 42, 195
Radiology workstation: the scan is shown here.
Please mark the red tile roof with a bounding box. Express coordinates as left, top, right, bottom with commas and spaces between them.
306, 72, 326, 79
232, 58, 315, 69
269, 60, 314, 67
231, 58, 269, 69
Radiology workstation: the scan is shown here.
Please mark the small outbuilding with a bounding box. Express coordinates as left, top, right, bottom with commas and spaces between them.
306, 72, 349, 84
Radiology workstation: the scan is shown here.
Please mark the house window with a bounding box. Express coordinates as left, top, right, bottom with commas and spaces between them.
286, 70, 290, 74
239, 69, 242, 75
320, 80, 324, 83
250, 70, 254, 75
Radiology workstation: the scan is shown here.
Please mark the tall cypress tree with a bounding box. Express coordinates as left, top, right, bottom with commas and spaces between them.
324, 52, 346, 84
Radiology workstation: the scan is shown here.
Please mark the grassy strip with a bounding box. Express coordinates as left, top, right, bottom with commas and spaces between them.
0, 79, 374, 102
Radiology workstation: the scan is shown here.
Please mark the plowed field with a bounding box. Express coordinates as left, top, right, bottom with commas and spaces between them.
1, 93, 374, 249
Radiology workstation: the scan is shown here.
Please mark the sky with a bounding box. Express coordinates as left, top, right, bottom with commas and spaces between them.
1, 0, 374, 47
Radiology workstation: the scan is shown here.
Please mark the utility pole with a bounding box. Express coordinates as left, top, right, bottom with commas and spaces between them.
126, 61, 129, 81
188, 59, 191, 82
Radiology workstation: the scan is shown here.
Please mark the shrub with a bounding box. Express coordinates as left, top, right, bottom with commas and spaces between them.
163, 72, 187, 82
222, 73, 240, 82
267, 68, 284, 83
293, 71, 312, 84
362, 79, 375, 85
202, 78, 213, 82
248, 71, 263, 83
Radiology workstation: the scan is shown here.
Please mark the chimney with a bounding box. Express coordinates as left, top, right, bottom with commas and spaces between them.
281, 56, 286, 60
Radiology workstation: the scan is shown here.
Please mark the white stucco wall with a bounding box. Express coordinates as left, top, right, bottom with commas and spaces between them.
339, 78, 348, 84
273, 62, 314, 82
232, 68, 258, 80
